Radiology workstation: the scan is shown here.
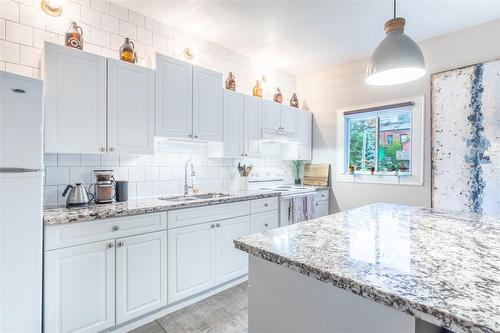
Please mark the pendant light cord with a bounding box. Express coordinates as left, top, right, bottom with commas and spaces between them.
393, 0, 397, 19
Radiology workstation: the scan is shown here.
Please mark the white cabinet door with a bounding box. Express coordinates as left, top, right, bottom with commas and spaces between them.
44, 42, 106, 154
116, 231, 167, 324
280, 105, 298, 135
44, 240, 115, 333
193, 66, 222, 141
261, 99, 281, 131
155, 54, 193, 139
107, 59, 155, 155
216, 216, 250, 283
297, 109, 312, 160
314, 200, 329, 218
243, 95, 262, 157
250, 210, 279, 234
223, 90, 244, 158
167, 223, 215, 303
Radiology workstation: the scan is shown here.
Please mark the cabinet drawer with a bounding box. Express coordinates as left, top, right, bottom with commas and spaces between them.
250, 210, 279, 234
314, 200, 329, 218
168, 201, 250, 229
250, 197, 278, 214
315, 190, 329, 202
45, 212, 167, 250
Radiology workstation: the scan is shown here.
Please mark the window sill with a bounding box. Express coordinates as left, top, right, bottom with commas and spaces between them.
337, 172, 422, 185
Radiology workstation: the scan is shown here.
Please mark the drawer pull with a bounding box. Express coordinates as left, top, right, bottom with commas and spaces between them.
210, 224, 215, 229
106, 242, 114, 249
216, 223, 220, 228
112, 225, 120, 231
264, 203, 268, 207
117, 241, 124, 248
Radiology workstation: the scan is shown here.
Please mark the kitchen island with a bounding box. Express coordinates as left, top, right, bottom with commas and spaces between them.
235, 203, 500, 333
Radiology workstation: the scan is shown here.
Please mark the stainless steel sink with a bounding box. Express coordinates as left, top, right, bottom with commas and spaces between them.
158, 193, 231, 202
192, 192, 231, 199
158, 195, 198, 202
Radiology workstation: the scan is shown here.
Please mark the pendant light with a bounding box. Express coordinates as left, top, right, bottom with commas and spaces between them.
365, 0, 426, 86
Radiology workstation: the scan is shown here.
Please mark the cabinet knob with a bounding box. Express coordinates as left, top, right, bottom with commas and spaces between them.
109, 147, 115, 152
210, 224, 215, 228
264, 223, 269, 227
264, 203, 268, 207
216, 223, 220, 228
194, 135, 198, 138
315, 203, 319, 206
106, 242, 114, 249
117, 241, 124, 248
112, 225, 120, 231
188, 134, 193, 138
244, 153, 248, 156
100, 147, 105, 152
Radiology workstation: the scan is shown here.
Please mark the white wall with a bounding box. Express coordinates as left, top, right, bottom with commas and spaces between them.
0, 0, 298, 206
297, 19, 500, 212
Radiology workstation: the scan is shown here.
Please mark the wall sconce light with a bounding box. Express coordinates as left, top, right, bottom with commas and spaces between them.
41, 0, 62, 17
183, 47, 194, 60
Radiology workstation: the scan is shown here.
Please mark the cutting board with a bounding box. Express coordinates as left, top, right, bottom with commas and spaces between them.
303, 164, 329, 186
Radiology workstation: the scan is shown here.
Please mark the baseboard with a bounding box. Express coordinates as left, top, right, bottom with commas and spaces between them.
107, 275, 248, 333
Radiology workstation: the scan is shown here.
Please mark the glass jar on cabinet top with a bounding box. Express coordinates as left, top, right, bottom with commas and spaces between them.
119, 38, 136, 63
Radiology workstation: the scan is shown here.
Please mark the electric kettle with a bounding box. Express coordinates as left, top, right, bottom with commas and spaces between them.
62, 183, 93, 208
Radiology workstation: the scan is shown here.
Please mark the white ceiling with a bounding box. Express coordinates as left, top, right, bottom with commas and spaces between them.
118, 0, 500, 74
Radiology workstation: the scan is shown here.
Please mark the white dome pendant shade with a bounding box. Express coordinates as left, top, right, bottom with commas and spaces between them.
366, 17, 426, 86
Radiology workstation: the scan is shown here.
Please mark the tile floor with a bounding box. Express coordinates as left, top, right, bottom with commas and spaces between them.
131, 282, 248, 333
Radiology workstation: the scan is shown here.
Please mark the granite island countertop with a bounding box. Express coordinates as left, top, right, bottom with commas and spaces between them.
235, 203, 500, 333
44, 190, 280, 225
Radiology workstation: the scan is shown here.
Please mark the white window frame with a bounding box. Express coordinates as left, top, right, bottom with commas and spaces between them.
336, 96, 424, 186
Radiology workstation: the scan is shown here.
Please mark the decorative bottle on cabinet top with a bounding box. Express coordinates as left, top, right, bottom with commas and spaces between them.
65, 22, 83, 50
119, 38, 136, 63
225, 72, 236, 91
253, 80, 263, 98
274, 87, 283, 103
290, 93, 299, 108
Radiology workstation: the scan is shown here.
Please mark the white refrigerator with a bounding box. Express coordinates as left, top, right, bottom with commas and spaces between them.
0, 71, 43, 332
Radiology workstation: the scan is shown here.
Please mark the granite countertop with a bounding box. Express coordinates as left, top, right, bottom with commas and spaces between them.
235, 203, 500, 333
44, 190, 280, 225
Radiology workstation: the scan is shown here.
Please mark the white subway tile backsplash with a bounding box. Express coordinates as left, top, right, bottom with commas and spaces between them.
6, 20, 33, 46
100, 13, 119, 32
137, 27, 152, 45
0, 40, 20, 63
145, 17, 160, 33
44, 185, 58, 206
0, 19, 5, 40
20, 4, 45, 29
90, 28, 110, 47
33, 28, 58, 48
58, 154, 81, 166
80, 154, 100, 166
0, 0, 20, 22
119, 155, 137, 166
136, 182, 151, 197
151, 181, 166, 195
144, 167, 159, 181
90, 0, 110, 14
69, 167, 92, 183
44, 154, 58, 166
5, 62, 32, 77
127, 182, 137, 198
128, 10, 144, 27
119, 20, 137, 39
128, 167, 145, 182
81, 6, 101, 27
159, 167, 172, 181
109, 2, 128, 20
45, 167, 70, 185
20, 45, 41, 67
101, 154, 119, 166
113, 166, 129, 181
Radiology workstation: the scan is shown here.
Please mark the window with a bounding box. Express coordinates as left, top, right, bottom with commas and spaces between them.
337, 97, 424, 185
345, 106, 411, 173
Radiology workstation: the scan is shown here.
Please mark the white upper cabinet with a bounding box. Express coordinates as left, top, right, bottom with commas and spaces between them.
155, 54, 223, 142
44, 42, 107, 154
297, 109, 312, 160
193, 66, 223, 141
44, 42, 155, 155
107, 59, 155, 155
261, 99, 298, 136
155, 54, 193, 139
243, 95, 262, 157
262, 100, 281, 131
280, 105, 298, 135
44, 240, 115, 333
115, 231, 167, 324
223, 90, 244, 158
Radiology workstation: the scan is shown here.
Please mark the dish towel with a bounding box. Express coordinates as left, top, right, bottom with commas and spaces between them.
289, 196, 305, 224
304, 193, 316, 220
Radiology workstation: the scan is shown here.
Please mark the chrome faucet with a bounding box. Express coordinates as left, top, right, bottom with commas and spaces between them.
184, 159, 196, 196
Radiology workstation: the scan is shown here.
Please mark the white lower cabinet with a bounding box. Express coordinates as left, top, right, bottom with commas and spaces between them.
167, 222, 215, 303
250, 210, 279, 234
116, 231, 167, 324
44, 240, 115, 333
216, 216, 250, 283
